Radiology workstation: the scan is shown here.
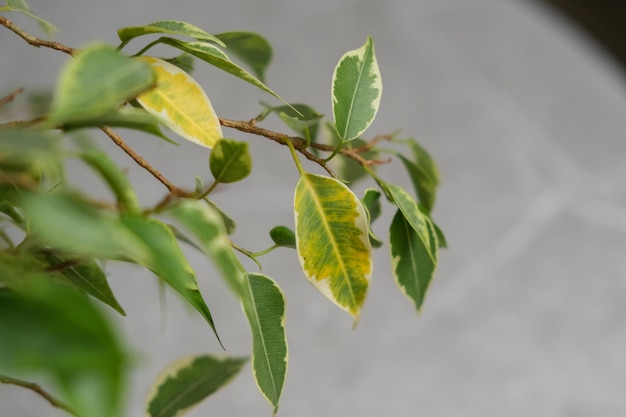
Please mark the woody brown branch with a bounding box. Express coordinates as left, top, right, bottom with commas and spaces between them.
219, 118, 392, 170
0, 16, 76, 55
1, 17, 389, 191
0, 374, 79, 417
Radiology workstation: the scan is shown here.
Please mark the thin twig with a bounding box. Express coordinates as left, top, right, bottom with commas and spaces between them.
0, 374, 79, 416
219, 118, 392, 173
100, 127, 188, 196
219, 118, 338, 175
0, 16, 76, 55
1, 16, 389, 192
0, 115, 47, 129
0, 15, 187, 197
0, 87, 24, 108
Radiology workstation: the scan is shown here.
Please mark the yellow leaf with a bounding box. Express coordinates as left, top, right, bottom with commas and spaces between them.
136, 56, 223, 148
294, 173, 372, 320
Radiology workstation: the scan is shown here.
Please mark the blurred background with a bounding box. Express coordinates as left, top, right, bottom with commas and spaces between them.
1, 0, 625, 416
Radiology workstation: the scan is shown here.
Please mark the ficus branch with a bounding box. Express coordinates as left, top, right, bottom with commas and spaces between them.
1, 17, 392, 194
219, 118, 392, 175
0, 87, 24, 108
219, 118, 336, 176
0, 374, 79, 417
0, 16, 76, 55
100, 127, 188, 197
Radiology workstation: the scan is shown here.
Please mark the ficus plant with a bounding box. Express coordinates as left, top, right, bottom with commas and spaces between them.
0, 2, 446, 417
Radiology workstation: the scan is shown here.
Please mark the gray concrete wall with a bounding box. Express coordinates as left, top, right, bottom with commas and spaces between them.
1, 0, 625, 416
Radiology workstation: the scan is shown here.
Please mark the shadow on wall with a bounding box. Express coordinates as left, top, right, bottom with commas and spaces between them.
534, 0, 626, 76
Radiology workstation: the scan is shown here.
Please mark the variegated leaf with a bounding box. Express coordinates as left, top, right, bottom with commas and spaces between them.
332, 36, 382, 142
117, 20, 225, 48
146, 355, 247, 417
294, 173, 372, 319
389, 209, 438, 311
242, 273, 288, 414
136, 56, 223, 148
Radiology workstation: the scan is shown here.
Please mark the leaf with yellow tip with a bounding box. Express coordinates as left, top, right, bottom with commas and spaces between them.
136, 56, 223, 148
294, 173, 372, 319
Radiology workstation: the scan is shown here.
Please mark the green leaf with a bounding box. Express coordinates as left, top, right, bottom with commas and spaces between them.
0, 282, 127, 417
119, 214, 221, 345
62, 107, 174, 144
361, 188, 381, 222
18, 191, 147, 260
397, 154, 437, 214
146, 355, 247, 417
165, 200, 245, 297
269, 225, 296, 249
168, 224, 206, 254
0, 127, 60, 157
0, 128, 64, 187
164, 202, 288, 411
44, 254, 126, 316
294, 173, 372, 319
136, 56, 223, 149
48, 43, 156, 125
392, 139, 440, 214
432, 220, 448, 249
80, 150, 140, 213
6, 0, 58, 35
389, 209, 437, 311
407, 138, 440, 186
151, 37, 293, 109
205, 199, 236, 235
332, 36, 382, 142
262, 103, 323, 141
117, 20, 226, 48
360, 188, 383, 249
216, 32, 272, 82
0, 251, 56, 286
0, 200, 23, 224
209, 139, 252, 183
242, 273, 288, 414
164, 53, 195, 74
17, 192, 220, 344
383, 182, 436, 265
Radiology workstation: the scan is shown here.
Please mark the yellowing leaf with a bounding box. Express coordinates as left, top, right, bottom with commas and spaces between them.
294, 173, 372, 319
136, 56, 223, 148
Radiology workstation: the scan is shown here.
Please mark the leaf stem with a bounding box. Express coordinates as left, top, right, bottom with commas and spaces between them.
323, 141, 343, 163
230, 241, 263, 270
249, 244, 281, 257
0, 374, 79, 417
286, 139, 305, 176
199, 180, 219, 199
131, 38, 161, 57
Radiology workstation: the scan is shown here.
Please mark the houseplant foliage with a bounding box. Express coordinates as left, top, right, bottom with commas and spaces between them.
0, 2, 446, 416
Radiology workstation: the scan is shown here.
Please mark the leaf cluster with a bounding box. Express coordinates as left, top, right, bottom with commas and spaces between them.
0, 3, 446, 417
